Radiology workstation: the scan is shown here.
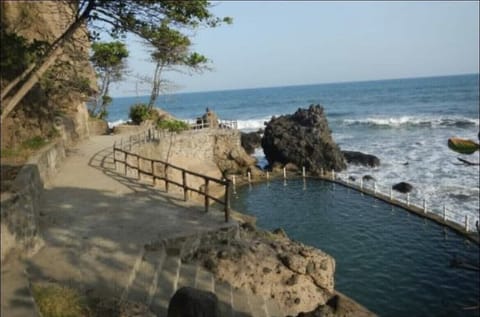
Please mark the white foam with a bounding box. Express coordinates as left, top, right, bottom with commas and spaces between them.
237, 118, 270, 131
108, 119, 128, 128
342, 116, 479, 128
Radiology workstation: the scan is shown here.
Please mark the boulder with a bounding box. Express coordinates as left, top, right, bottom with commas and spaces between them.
167, 287, 220, 317
261, 105, 346, 175
362, 175, 376, 182
342, 151, 380, 167
241, 130, 262, 155
392, 182, 413, 193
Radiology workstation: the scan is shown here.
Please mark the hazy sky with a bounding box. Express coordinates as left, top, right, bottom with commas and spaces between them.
110, 1, 479, 97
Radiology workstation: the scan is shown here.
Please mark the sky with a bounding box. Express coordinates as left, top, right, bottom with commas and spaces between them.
109, 1, 480, 97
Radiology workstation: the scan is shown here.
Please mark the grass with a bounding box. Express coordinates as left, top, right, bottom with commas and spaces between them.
1, 136, 49, 159
32, 283, 89, 317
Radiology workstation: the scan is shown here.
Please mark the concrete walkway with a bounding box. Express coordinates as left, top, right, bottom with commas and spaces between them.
1, 133, 243, 316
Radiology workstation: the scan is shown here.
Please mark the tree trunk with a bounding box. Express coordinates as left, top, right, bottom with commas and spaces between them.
148, 62, 162, 110
0, 0, 95, 124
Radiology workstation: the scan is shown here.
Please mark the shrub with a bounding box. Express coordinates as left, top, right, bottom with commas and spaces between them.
32, 283, 89, 317
157, 119, 190, 133
22, 136, 47, 150
129, 103, 152, 125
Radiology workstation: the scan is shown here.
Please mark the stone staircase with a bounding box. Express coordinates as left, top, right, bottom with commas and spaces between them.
121, 240, 284, 317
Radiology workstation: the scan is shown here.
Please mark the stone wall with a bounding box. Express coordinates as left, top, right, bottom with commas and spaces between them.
1, 140, 66, 264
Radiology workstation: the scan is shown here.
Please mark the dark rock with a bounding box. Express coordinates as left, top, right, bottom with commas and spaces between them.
167, 287, 220, 317
342, 150, 380, 167
348, 176, 356, 182
362, 175, 375, 182
272, 227, 288, 238
261, 105, 346, 175
285, 274, 299, 286
392, 182, 413, 193
263, 267, 272, 274
241, 130, 262, 155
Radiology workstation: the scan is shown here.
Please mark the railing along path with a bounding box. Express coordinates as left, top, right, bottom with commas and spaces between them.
113, 127, 231, 222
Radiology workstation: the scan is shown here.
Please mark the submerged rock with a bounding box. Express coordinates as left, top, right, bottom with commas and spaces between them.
392, 182, 413, 193
262, 105, 346, 174
342, 151, 380, 167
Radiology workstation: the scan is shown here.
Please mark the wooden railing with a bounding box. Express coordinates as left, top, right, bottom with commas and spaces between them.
189, 119, 238, 130
113, 128, 231, 222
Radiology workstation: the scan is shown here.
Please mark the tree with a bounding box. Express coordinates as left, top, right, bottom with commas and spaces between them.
89, 41, 128, 118
1, 0, 231, 123
144, 23, 208, 109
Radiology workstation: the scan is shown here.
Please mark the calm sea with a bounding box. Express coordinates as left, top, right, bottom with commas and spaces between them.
109, 74, 480, 226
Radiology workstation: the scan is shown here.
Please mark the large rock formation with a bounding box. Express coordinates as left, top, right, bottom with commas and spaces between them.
184, 224, 336, 316
262, 105, 346, 174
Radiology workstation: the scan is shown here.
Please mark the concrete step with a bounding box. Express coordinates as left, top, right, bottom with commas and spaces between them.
1, 261, 39, 317
127, 248, 166, 304
248, 293, 268, 317
264, 297, 284, 317
195, 266, 214, 293
215, 280, 234, 317
176, 262, 196, 290
149, 254, 181, 317
232, 288, 253, 317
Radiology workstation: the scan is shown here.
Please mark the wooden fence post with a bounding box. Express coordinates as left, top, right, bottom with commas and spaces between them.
137, 156, 141, 180
183, 170, 188, 201
204, 179, 209, 212
164, 164, 169, 192
151, 160, 156, 186
124, 153, 128, 176
224, 181, 230, 222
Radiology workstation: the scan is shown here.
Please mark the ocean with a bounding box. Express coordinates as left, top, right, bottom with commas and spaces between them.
108, 74, 480, 227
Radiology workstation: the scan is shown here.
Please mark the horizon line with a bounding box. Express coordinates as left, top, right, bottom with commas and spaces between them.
112, 72, 479, 98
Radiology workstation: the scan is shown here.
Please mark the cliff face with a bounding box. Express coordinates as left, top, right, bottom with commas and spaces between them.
1, 1, 96, 150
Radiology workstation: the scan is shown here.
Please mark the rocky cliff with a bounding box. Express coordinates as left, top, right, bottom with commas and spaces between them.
1, 1, 95, 151
262, 105, 346, 174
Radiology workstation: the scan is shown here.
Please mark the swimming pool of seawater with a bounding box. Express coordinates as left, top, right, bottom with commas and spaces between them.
230, 178, 480, 317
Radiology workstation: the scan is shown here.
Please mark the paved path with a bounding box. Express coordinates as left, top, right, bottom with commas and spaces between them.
3, 134, 280, 316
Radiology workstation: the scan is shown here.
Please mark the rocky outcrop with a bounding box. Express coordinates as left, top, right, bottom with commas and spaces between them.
392, 182, 413, 193
241, 130, 263, 155
342, 151, 380, 167
184, 224, 336, 315
262, 105, 346, 174
292, 293, 375, 317
214, 139, 257, 175
1, 1, 95, 149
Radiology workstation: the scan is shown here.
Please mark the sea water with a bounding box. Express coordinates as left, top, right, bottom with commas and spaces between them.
230, 179, 480, 317
108, 74, 479, 227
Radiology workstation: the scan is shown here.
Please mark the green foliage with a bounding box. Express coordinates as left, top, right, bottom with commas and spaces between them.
32, 283, 88, 317
89, 41, 129, 118
157, 119, 190, 132
22, 136, 48, 150
144, 22, 210, 108
90, 41, 129, 72
129, 103, 152, 124
0, 30, 48, 81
